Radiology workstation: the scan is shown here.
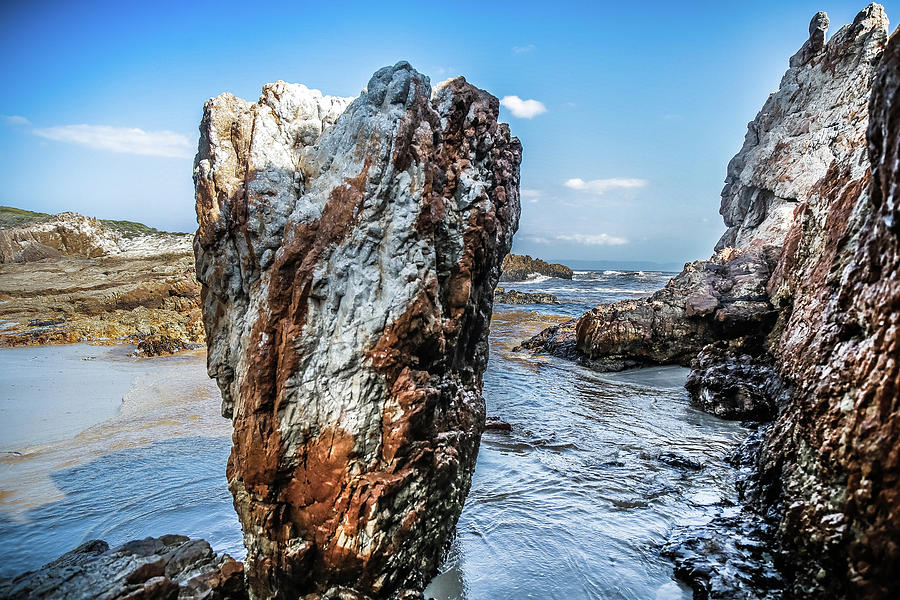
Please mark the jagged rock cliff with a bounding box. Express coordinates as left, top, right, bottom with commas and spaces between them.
523, 5, 898, 597
523, 5, 887, 380
750, 15, 899, 597
194, 62, 521, 599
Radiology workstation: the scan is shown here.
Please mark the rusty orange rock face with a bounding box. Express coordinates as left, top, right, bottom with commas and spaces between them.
193, 63, 520, 599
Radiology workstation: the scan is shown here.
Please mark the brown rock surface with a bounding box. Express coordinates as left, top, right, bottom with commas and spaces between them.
0, 210, 202, 355
749, 18, 900, 597
499, 253, 573, 281
194, 62, 520, 599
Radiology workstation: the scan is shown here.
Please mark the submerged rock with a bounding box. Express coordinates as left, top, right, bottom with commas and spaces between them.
499, 253, 573, 281
0, 536, 246, 600
194, 62, 520, 599
493, 287, 558, 304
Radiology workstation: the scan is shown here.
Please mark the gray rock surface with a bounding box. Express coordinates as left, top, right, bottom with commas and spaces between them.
194, 62, 521, 599
0, 536, 246, 600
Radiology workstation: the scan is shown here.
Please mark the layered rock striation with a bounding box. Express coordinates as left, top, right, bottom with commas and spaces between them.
194, 62, 520, 599
523, 5, 899, 597
0, 209, 202, 354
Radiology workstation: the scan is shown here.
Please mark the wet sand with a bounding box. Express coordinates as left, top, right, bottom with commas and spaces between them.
0, 344, 236, 576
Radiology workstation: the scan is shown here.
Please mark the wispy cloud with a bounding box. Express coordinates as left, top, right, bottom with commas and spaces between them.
521, 188, 542, 203
32, 124, 192, 158
3, 115, 30, 126
564, 177, 648, 195
512, 44, 535, 54
524, 232, 628, 246
556, 233, 628, 246
500, 96, 547, 119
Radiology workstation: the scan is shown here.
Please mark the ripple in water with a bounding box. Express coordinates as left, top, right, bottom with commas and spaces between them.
0, 271, 749, 600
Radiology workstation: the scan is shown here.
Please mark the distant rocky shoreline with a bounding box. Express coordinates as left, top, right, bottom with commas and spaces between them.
493, 287, 558, 304
0, 208, 202, 356
499, 253, 573, 281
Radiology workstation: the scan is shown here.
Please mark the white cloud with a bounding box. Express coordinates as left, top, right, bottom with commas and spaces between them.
500, 96, 547, 119
564, 177, 648, 195
512, 44, 535, 54
32, 124, 192, 158
521, 188, 542, 203
3, 115, 30, 126
526, 235, 552, 244
556, 233, 628, 246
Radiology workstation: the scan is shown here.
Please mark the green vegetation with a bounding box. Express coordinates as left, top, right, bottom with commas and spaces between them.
99, 218, 160, 237
0, 205, 174, 237
0, 206, 52, 229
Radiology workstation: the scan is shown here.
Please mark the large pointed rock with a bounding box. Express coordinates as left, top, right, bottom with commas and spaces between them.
193, 62, 521, 599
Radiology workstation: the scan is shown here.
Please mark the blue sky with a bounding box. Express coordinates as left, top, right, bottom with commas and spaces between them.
1, 1, 894, 268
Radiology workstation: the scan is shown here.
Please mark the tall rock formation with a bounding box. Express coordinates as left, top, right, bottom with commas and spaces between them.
193, 62, 521, 599
523, 5, 899, 597
752, 15, 899, 597
523, 6, 888, 378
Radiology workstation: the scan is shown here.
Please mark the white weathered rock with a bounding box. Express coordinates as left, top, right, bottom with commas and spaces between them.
194, 62, 521, 599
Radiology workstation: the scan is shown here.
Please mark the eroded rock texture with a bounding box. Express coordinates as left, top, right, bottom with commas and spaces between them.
0, 536, 246, 600
523, 5, 899, 597
523, 5, 888, 397
193, 62, 521, 599
752, 15, 900, 597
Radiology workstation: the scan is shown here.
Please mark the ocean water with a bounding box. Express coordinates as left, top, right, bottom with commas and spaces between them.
0, 271, 749, 600
497, 270, 676, 317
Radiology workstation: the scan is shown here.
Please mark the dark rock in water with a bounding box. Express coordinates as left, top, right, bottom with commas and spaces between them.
656, 451, 703, 471
685, 341, 787, 421
521, 248, 778, 369
516, 318, 579, 359
663, 513, 783, 600
493, 287, 558, 304
0, 536, 246, 600
484, 417, 512, 431
194, 62, 520, 599
499, 253, 573, 281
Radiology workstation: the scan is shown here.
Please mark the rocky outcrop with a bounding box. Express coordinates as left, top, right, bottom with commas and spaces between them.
0, 210, 191, 264
523, 5, 899, 597
493, 287, 558, 304
499, 253, 572, 281
0, 536, 246, 600
0, 210, 202, 355
748, 13, 899, 597
523, 6, 886, 376
194, 62, 520, 599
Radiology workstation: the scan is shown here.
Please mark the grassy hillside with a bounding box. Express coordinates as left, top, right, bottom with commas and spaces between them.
0, 206, 52, 229
0, 205, 167, 237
